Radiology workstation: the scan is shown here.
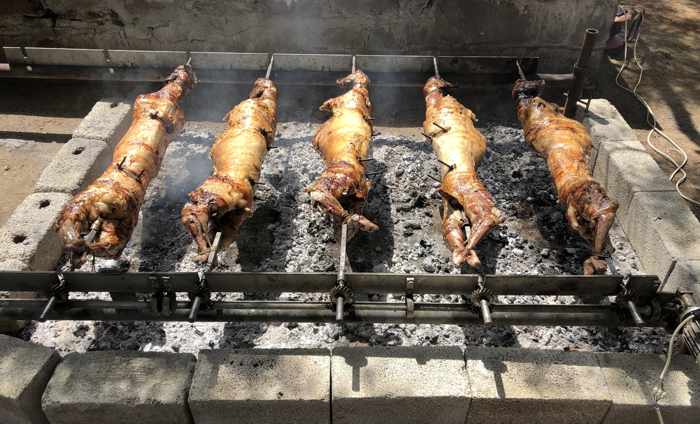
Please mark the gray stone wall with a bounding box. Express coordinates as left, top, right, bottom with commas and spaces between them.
1, 0, 616, 72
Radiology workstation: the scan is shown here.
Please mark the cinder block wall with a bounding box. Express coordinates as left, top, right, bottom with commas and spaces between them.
0, 0, 616, 72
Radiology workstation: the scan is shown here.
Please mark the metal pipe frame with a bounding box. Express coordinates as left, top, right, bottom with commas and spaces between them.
0, 299, 636, 327
0, 271, 662, 297
563, 28, 599, 118
0, 271, 675, 327
0, 48, 538, 86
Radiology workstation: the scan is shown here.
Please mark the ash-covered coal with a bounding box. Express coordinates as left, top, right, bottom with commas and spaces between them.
22, 121, 667, 355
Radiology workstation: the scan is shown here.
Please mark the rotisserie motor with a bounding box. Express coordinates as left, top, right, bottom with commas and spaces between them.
423, 77, 503, 268
306, 69, 378, 233
182, 78, 278, 261
56, 65, 195, 265
512, 79, 618, 275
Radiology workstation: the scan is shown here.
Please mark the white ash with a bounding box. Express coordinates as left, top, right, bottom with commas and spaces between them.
21, 121, 667, 355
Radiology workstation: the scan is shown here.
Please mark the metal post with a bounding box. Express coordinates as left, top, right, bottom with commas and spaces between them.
564, 28, 599, 118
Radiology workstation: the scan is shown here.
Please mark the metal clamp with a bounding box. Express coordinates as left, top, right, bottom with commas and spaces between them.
330, 282, 353, 321
148, 274, 176, 317
405, 276, 415, 320
39, 270, 68, 322
471, 275, 493, 325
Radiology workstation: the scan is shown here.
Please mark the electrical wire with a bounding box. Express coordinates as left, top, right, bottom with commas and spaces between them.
651, 314, 696, 423
614, 10, 700, 206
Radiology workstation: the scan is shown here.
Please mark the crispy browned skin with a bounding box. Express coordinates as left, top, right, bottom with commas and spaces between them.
181, 78, 278, 262
423, 77, 503, 268
513, 79, 618, 275
56, 65, 195, 265
306, 70, 378, 232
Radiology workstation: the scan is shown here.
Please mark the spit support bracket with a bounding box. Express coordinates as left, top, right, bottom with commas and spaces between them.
38, 270, 68, 322
148, 274, 176, 317
471, 274, 494, 325
331, 223, 353, 321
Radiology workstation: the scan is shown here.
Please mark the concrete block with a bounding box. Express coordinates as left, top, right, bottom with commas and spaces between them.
598, 352, 700, 424
0, 335, 60, 424
41, 351, 195, 424
72, 99, 131, 147
33, 138, 111, 194
623, 191, 700, 282
189, 349, 330, 424
592, 138, 676, 220
465, 347, 610, 424
0, 193, 71, 270
0, 320, 28, 335
0, 259, 31, 271
661, 259, 700, 296
332, 346, 469, 424
581, 99, 637, 147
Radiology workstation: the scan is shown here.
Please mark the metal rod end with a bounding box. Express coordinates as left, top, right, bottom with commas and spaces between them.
188, 296, 202, 323
480, 299, 493, 325
336, 297, 345, 321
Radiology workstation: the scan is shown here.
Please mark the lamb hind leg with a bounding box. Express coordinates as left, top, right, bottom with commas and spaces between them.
181, 201, 213, 262
442, 199, 481, 268
308, 188, 378, 232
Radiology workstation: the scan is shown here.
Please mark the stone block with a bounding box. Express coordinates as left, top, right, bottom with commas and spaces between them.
465, 347, 610, 424
33, 138, 111, 194
592, 138, 675, 220
0, 193, 71, 270
189, 348, 330, 424
72, 99, 131, 147
623, 191, 700, 282
581, 99, 637, 147
660, 259, 700, 296
0, 335, 60, 424
41, 351, 195, 424
332, 346, 469, 424
599, 352, 700, 424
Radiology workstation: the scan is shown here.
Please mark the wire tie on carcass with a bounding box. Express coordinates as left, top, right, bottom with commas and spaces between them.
433, 122, 449, 133
436, 158, 455, 172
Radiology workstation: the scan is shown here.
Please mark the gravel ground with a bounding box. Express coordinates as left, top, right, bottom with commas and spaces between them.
19, 120, 668, 355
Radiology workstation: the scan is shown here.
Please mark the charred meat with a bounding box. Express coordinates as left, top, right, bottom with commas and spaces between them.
513, 79, 618, 274
56, 65, 195, 265
423, 77, 503, 268
306, 70, 378, 232
181, 78, 278, 261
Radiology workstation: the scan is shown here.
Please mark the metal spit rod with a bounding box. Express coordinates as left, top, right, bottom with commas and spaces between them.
188, 231, 221, 322
265, 54, 274, 79
335, 223, 349, 321
515, 59, 527, 80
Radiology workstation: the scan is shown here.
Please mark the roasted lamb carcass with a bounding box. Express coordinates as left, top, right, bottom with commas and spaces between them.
56, 65, 195, 265
423, 77, 503, 268
306, 70, 378, 233
512, 79, 618, 275
181, 78, 278, 261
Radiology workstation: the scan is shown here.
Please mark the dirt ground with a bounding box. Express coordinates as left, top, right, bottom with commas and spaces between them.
596, 0, 700, 218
